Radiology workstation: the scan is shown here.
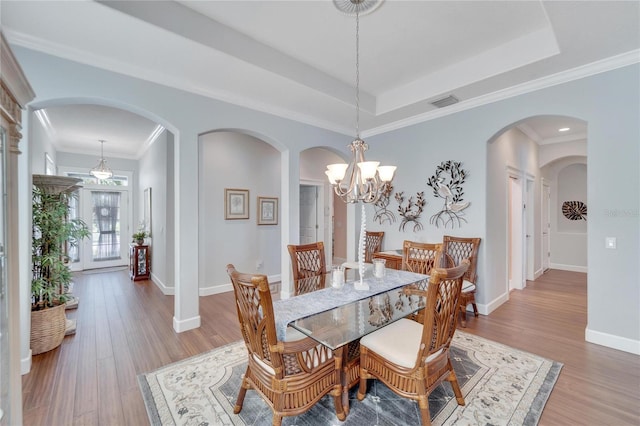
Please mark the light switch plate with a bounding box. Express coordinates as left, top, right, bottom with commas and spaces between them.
605, 237, 616, 249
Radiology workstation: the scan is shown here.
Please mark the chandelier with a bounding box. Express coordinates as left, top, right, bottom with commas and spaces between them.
325, 0, 395, 204
90, 139, 113, 180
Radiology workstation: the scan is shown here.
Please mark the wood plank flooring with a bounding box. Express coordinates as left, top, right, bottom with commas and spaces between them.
23, 268, 640, 425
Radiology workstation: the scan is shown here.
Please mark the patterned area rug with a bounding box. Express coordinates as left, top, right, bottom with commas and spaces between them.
138, 331, 562, 426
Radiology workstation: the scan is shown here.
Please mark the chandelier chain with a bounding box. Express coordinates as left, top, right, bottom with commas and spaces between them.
355, 3, 360, 139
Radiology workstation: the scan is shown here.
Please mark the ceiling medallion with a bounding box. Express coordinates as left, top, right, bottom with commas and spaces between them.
333, 0, 383, 16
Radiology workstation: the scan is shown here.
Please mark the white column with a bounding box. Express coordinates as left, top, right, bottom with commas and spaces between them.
280, 149, 299, 299
173, 130, 200, 332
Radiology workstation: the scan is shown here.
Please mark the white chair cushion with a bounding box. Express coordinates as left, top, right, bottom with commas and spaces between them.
252, 353, 275, 374
360, 318, 444, 368
462, 279, 475, 292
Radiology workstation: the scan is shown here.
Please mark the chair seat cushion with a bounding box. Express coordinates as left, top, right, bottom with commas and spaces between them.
360, 318, 441, 368
462, 279, 475, 292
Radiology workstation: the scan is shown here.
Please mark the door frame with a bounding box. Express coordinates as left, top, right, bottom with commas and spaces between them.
300, 179, 331, 267
506, 166, 533, 292
541, 179, 551, 272
59, 167, 133, 271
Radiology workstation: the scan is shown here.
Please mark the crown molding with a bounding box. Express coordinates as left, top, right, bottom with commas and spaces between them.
363, 49, 640, 138
0, 32, 35, 110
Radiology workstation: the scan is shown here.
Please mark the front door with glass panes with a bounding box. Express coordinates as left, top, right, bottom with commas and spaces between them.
61, 169, 132, 271
81, 188, 130, 270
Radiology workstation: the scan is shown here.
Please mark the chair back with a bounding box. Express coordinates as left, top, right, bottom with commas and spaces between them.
288, 242, 327, 295
442, 236, 481, 284
418, 260, 470, 365
226, 264, 282, 376
401, 240, 443, 275
364, 231, 384, 263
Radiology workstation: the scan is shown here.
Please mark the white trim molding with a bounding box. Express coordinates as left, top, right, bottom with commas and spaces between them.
173, 315, 201, 333
549, 263, 587, 273
21, 349, 32, 375
151, 273, 174, 295
200, 274, 282, 297
478, 290, 510, 316
585, 327, 640, 355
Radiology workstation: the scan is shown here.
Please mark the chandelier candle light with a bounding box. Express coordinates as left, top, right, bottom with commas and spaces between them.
90, 139, 113, 180
326, 0, 395, 290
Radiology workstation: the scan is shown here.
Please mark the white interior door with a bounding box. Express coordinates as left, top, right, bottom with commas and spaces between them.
509, 176, 524, 291
81, 188, 130, 269
526, 179, 535, 280
300, 185, 318, 244
542, 183, 551, 271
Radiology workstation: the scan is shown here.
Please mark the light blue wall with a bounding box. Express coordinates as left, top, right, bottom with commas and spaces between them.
198, 131, 281, 293
13, 45, 351, 331
13, 44, 639, 352
139, 130, 172, 291
364, 64, 639, 352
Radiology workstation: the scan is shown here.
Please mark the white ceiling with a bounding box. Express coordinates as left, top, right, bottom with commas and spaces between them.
3, 0, 638, 157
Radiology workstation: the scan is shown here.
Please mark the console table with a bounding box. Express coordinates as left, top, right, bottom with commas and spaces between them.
129, 244, 150, 281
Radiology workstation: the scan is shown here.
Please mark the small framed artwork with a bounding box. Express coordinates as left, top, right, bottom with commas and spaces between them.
44, 153, 55, 175
258, 197, 278, 225
225, 188, 249, 220
144, 187, 152, 236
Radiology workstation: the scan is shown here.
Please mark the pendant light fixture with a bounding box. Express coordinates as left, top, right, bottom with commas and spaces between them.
90, 139, 113, 180
325, 0, 395, 205
327, 0, 392, 291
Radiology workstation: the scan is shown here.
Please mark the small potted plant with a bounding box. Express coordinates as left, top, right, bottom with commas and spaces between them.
132, 223, 148, 245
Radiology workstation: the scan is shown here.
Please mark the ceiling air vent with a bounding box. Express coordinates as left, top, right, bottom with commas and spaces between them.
430, 95, 459, 108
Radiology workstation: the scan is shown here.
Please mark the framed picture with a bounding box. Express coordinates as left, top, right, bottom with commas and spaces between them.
144, 187, 152, 236
225, 188, 249, 220
44, 153, 55, 175
258, 197, 278, 225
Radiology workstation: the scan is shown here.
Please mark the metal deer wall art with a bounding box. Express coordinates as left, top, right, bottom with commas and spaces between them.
426, 160, 470, 228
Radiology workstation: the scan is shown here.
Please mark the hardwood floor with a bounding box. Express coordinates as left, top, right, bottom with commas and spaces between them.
23, 268, 639, 425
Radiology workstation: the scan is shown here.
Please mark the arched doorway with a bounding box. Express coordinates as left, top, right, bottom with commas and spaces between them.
486, 115, 587, 299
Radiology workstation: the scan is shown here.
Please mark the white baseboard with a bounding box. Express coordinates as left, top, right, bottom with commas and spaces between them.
533, 268, 544, 280
199, 274, 281, 297
549, 263, 587, 273
173, 315, 201, 333
479, 291, 510, 316
585, 327, 640, 355
21, 349, 32, 375
199, 283, 232, 296
151, 272, 174, 295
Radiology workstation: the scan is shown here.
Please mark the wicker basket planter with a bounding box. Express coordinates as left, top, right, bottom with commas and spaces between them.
30, 303, 67, 355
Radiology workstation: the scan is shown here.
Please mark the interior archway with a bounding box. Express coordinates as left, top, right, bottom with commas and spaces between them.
486, 115, 587, 307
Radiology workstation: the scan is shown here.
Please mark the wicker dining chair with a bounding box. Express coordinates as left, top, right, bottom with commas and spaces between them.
342, 230, 385, 274
226, 264, 345, 426
287, 242, 327, 295
357, 260, 470, 426
401, 240, 443, 275
442, 236, 481, 327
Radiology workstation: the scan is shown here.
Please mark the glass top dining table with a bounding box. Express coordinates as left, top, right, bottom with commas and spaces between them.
272, 268, 430, 350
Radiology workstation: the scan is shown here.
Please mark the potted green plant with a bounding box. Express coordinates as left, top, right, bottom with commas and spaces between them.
132, 226, 148, 245
31, 176, 90, 355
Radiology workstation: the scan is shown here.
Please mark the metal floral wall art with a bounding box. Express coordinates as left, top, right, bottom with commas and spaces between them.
373, 182, 396, 225
562, 201, 587, 220
395, 191, 426, 232
426, 160, 470, 228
